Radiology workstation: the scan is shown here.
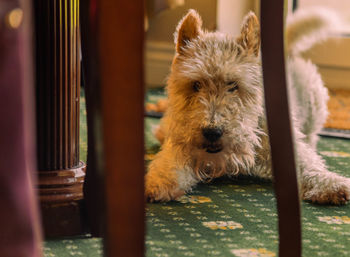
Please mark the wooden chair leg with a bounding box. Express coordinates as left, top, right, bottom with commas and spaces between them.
80, 0, 106, 237
260, 1, 302, 257
98, 1, 145, 257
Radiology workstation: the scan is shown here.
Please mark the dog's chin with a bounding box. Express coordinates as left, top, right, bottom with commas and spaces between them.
192, 144, 227, 180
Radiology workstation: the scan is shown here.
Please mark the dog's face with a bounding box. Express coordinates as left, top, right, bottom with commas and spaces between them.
166, 10, 265, 178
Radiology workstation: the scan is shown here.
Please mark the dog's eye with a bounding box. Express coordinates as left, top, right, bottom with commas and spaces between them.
227, 81, 239, 92
192, 81, 201, 92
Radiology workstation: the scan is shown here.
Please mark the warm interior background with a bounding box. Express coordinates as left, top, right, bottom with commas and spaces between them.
146, 0, 350, 90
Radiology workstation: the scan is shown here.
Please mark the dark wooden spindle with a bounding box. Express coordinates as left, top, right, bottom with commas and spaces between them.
98, 1, 145, 256
260, 1, 301, 256
34, 0, 86, 237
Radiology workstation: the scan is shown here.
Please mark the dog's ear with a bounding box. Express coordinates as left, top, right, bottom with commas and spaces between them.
175, 9, 202, 54
237, 11, 260, 56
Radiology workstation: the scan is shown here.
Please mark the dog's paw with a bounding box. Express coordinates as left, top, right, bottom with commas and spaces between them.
145, 175, 185, 202
303, 181, 350, 205
145, 183, 185, 202
305, 189, 350, 205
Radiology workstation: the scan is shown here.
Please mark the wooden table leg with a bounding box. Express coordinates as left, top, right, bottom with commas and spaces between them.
98, 1, 145, 257
80, 0, 106, 237
34, 0, 86, 238
260, 1, 302, 256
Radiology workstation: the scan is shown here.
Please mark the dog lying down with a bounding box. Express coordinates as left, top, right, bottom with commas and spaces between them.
145, 8, 350, 205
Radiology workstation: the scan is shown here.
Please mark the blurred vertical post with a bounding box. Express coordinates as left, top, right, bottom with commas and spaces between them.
260, 0, 302, 256
0, 0, 42, 256
293, 0, 298, 12
98, 1, 145, 257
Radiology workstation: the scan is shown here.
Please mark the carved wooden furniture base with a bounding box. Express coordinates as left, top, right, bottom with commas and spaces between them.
38, 162, 86, 237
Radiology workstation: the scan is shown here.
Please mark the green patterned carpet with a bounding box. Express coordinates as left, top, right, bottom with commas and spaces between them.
44, 90, 350, 257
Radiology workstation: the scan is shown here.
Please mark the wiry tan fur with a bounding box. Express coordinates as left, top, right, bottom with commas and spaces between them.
145, 8, 350, 205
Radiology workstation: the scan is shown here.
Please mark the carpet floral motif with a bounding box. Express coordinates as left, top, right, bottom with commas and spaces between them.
179, 195, 212, 204
202, 221, 243, 230
231, 248, 275, 257
318, 216, 350, 225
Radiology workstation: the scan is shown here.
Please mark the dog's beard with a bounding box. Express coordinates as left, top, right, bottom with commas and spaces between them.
190, 138, 258, 181
191, 148, 228, 181
182, 126, 263, 181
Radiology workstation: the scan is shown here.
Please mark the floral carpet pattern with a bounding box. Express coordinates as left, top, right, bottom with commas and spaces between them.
44, 90, 350, 257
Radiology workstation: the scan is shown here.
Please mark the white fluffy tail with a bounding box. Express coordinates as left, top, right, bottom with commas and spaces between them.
286, 7, 342, 55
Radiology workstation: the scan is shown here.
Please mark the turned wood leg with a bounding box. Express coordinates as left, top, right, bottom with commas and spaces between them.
34, 0, 86, 237
98, 1, 145, 256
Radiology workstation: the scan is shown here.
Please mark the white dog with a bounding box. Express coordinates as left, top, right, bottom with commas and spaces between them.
145, 7, 350, 205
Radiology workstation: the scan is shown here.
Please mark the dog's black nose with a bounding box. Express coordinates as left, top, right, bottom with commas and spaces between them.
202, 127, 223, 142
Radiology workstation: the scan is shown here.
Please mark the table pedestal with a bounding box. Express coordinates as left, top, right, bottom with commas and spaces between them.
34, 0, 86, 237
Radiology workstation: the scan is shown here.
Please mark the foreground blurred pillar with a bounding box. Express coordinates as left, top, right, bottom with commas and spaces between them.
98, 1, 145, 257
0, 0, 42, 256
260, 1, 301, 257
34, 0, 86, 237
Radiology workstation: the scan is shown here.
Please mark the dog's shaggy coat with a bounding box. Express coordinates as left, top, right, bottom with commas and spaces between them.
145, 8, 350, 205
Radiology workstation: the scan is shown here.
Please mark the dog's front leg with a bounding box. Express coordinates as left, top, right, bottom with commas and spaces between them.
145, 147, 198, 202
297, 140, 350, 205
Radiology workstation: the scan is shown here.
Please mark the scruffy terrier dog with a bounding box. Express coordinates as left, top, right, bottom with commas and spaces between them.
145, 8, 350, 204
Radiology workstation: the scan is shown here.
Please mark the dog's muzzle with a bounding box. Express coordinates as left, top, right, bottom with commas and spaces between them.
201, 126, 223, 153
